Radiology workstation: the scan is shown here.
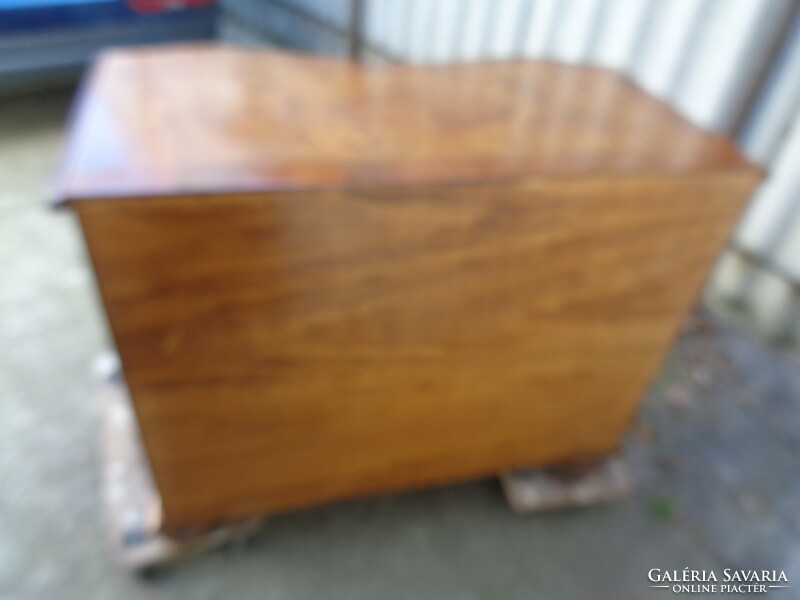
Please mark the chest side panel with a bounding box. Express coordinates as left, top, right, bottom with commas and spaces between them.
74, 172, 757, 528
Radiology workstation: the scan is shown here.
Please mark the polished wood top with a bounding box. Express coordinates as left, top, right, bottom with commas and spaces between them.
57, 44, 756, 204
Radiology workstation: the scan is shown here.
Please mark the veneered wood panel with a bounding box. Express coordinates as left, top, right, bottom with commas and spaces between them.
75, 172, 758, 528
56, 45, 756, 203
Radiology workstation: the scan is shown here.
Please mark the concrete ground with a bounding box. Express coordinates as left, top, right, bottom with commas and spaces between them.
2, 90, 800, 600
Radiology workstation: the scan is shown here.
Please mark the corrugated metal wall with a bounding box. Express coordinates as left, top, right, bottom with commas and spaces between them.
221, 0, 800, 343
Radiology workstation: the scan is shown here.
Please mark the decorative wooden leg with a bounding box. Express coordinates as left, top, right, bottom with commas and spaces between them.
93, 354, 266, 573
499, 455, 632, 514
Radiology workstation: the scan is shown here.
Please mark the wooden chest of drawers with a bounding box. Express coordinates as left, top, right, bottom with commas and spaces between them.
57, 45, 760, 530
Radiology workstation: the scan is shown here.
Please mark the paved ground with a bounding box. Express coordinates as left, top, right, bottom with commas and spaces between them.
2, 90, 800, 600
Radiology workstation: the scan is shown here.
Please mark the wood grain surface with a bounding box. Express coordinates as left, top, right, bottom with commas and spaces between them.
56, 44, 756, 204
75, 173, 758, 528
62, 46, 762, 528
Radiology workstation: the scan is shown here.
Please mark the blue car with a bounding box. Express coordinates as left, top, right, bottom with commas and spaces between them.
0, 0, 218, 91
